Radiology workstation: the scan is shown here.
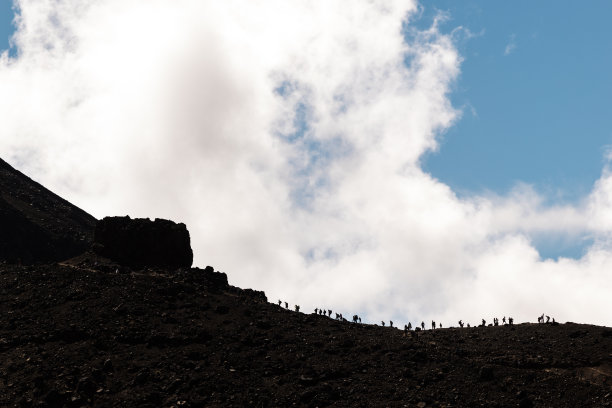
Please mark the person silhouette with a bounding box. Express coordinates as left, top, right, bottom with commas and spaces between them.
431, 320, 436, 330
381, 321, 385, 327
407, 322, 412, 330
295, 305, 300, 312
390, 321, 393, 328
284, 302, 288, 309
358, 317, 362, 323
421, 321, 425, 330
458, 320, 464, 328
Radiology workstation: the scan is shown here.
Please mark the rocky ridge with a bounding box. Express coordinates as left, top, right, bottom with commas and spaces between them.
1, 257, 612, 407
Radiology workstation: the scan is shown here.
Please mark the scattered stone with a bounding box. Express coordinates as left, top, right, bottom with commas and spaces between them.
478, 365, 494, 381
103, 358, 113, 372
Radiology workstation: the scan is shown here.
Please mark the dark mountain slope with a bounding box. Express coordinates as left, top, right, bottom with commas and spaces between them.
1, 259, 611, 407
2, 159, 612, 407
0, 158, 96, 263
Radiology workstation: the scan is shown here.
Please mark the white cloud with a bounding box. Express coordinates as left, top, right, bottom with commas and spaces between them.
3, 0, 612, 327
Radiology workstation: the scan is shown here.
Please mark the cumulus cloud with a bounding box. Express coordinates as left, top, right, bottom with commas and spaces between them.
2, 0, 612, 326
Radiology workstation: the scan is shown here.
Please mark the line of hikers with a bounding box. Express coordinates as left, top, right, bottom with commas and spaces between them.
276, 300, 363, 324
276, 300, 561, 331
537, 313, 556, 324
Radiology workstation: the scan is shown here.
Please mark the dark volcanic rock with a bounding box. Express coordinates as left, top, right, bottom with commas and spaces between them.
3, 156, 612, 407
1, 262, 612, 408
0, 157, 96, 264
94, 216, 193, 268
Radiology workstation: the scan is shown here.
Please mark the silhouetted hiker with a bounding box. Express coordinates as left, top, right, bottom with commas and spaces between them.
381, 321, 385, 327
353, 315, 358, 323
404, 324, 408, 333
546, 315, 550, 323
439, 323, 442, 328
284, 302, 288, 309
481, 319, 486, 327
339, 313, 343, 321
552, 317, 556, 324
328, 310, 332, 317
431, 320, 436, 330
458, 320, 464, 328
315, 308, 318, 314
295, 305, 300, 312
502, 316, 506, 324
358, 317, 362, 323
494, 318, 498, 326
390, 321, 393, 328
509, 317, 514, 325
421, 321, 425, 330
278, 300, 282, 306
407, 322, 412, 330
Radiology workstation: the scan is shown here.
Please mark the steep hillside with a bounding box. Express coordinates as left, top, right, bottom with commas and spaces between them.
0, 158, 96, 263
1, 258, 611, 407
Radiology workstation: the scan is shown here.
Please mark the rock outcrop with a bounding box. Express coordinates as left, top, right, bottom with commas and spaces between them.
93, 216, 193, 268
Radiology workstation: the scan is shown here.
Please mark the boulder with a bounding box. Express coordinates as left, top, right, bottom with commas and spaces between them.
93, 216, 193, 268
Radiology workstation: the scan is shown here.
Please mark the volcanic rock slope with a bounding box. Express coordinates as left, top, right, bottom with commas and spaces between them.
0, 158, 96, 263
2, 158, 612, 407
1, 259, 612, 408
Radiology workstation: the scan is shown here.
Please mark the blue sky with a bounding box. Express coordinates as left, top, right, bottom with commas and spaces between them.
415, 2, 612, 260
417, 2, 612, 203
0, 1, 15, 57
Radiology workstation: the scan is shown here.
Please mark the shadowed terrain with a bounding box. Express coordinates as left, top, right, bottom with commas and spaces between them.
1, 260, 612, 407
0, 158, 96, 263
1, 158, 612, 407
